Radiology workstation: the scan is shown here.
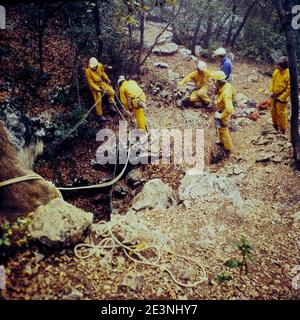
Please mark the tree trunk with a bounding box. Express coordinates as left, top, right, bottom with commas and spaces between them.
0, 123, 57, 218
285, 12, 300, 164
38, 27, 44, 75
137, 1, 145, 74
274, 0, 300, 167
93, 0, 103, 59
214, 12, 230, 41
38, 4, 44, 75
230, 0, 258, 47
226, 0, 238, 46
191, 0, 210, 55
203, 13, 214, 49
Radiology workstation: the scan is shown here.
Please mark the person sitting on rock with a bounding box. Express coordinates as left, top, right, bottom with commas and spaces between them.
85, 57, 116, 121
178, 60, 212, 109
118, 76, 147, 132
269, 56, 290, 134
212, 71, 236, 157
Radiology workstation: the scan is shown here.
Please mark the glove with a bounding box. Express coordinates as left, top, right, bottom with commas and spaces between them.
215, 112, 222, 120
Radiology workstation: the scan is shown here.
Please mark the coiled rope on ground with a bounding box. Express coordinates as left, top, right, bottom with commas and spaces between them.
74, 220, 207, 288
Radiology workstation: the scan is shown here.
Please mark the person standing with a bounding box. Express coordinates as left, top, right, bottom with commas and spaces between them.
118, 76, 147, 132
269, 56, 290, 134
213, 48, 233, 82
212, 71, 236, 155
85, 57, 116, 121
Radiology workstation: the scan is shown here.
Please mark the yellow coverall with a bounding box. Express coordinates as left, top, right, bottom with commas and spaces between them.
120, 80, 147, 131
179, 69, 212, 105
85, 63, 115, 116
216, 82, 235, 151
269, 68, 290, 130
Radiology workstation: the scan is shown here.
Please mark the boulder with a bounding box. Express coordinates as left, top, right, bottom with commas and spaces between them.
126, 169, 145, 188
293, 212, 300, 227
179, 171, 243, 207
132, 179, 177, 211
256, 151, 276, 162
29, 198, 93, 247
153, 43, 179, 56
154, 62, 170, 69
234, 93, 257, 117
157, 31, 174, 45
195, 45, 204, 58
179, 48, 192, 60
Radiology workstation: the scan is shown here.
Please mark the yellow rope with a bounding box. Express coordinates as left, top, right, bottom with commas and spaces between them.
74, 220, 207, 288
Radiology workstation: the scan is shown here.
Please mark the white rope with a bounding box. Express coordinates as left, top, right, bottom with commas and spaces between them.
74, 220, 207, 288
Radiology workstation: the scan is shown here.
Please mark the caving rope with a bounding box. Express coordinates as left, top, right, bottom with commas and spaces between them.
0, 84, 207, 289
74, 220, 207, 288
0, 89, 133, 194
0, 173, 63, 199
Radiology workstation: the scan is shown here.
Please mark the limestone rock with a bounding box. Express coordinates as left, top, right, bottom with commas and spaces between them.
29, 198, 93, 247
132, 179, 177, 211
126, 169, 145, 188
195, 45, 204, 58
294, 212, 300, 228
179, 171, 243, 206
179, 48, 192, 60
153, 43, 179, 56
154, 62, 170, 69
234, 93, 257, 118
157, 31, 174, 44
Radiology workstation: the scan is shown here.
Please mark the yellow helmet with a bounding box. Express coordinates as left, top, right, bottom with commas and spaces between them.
212, 71, 226, 81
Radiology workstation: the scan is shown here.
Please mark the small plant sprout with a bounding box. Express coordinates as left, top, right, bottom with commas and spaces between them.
225, 236, 254, 275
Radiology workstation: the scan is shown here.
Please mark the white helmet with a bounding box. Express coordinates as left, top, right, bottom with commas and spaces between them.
213, 48, 227, 57
89, 57, 99, 68
197, 60, 207, 71
117, 75, 126, 86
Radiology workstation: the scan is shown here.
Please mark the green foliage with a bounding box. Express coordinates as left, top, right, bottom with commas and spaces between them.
224, 259, 241, 269
0, 218, 30, 262
217, 273, 233, 284
0, 222, 11, 249
52, 103, 88, 141
237, 18, 286, 62
224, 236, 254, 275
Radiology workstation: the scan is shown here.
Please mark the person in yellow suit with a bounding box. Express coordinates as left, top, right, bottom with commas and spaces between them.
118, 76, 147, 132
269, 56, 290, 134
85, 57, 116, 120
212, 71, 236, 154
178, 60, 212, 108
